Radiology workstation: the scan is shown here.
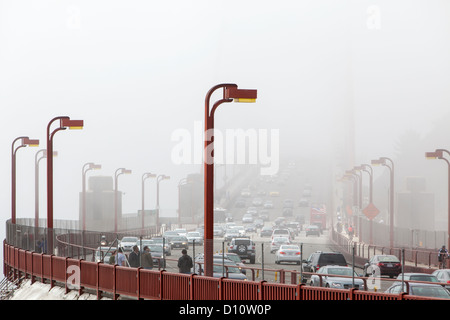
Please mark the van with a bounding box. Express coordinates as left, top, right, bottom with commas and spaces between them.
272, 228, 291, 240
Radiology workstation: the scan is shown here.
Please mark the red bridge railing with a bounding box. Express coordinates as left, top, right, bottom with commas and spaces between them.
4, 241, 443, 300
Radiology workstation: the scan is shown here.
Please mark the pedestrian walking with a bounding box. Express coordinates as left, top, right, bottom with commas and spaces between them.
178, 249, 193, 274
109, 249, 117, 265
128, 245, 140, 268
141, 246, 153, 270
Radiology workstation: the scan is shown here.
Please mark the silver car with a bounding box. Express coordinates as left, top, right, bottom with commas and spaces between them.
310, 266, 365, 290
275, 245, 301, 265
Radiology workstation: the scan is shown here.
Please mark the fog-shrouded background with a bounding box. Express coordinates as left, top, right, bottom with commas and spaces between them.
1, 0, 450, 275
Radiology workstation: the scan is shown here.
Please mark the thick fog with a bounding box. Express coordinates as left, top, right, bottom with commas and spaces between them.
1, 0, 450, 267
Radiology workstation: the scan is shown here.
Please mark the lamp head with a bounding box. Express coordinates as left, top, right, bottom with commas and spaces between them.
23, 138, 40, 147
225, 87, 257, 103
61, 118, 84, 130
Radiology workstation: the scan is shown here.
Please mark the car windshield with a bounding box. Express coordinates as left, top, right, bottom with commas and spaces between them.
378, 256, 400, 262
411, 286, 450, 298
121, 237, 137, 242
225, 255, 241, 263
326, 268, 355, 276
409, 275, 439, 282
227, 229, 239, 234
213, 262, 240, 274
172, 236, 187, 241
148, 245, 163, 252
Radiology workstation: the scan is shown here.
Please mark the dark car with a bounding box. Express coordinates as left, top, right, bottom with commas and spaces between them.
147, 244, 166, 268
302, 251, 348, 283
363, 255, 401, 278
169, 236, 189, 250
228, 238, 256, 264
305, 225, 320, 237
260, 226, 273, 237
235, 197, 246, 208
282, 207, 293, 217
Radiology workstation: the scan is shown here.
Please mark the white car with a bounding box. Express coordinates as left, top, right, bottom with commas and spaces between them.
119, 236, 139, 252
270, 236, 290, 253
246, 207, 258, 216
186, 231, 203, 245
263, 200, 274, 209
275, 245, 301, 265
232, 225, 246, 237
95, 246, 116, 263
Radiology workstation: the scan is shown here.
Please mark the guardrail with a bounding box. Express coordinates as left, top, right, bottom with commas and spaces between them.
4, 241, 444, 300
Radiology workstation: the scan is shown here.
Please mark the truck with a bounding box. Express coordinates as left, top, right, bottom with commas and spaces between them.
310, 205, 327, 231
214, 208, 233, 223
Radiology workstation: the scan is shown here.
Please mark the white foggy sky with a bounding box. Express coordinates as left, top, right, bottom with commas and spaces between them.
1, 0, 450, 245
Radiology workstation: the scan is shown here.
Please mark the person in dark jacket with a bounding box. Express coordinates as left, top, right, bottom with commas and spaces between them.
177, 249, 193, 274
128, 245, 141, 268
141, 246, 153, 270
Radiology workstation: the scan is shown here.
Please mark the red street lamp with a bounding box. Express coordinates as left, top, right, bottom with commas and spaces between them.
426, 149, 450, 261
82, 162, 101, 231
359, 164, 374, 245
204, 83, 257, 277
371, 157, 395, 249
114, 168, 132, 233
156, 174, 170, 231
11, 136, 40, 224
47, 116, 83, 253
142, 172, 156, 234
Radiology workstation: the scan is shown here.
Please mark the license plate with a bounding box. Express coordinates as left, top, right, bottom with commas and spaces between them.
387, 264, 393, 267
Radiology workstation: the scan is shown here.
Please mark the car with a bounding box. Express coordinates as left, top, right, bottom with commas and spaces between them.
194, 258, 248, 280
260, 226, 273, 237
254, 218, 264, 229
310, 266, 365, 290
202, 253, 248, 275
252, 198, 263, 206
169, 236, 189, 250
186, 232, 204, 245
244, 224, 257, 233
224, 228, 241, 242
299, 198, 309, 207
273, 217, 287, 227
95, 246, 117, 263
118, 236, 139, 252
302, 251, 348, 282
283, 199, 294, 209
147, 244, 166, 268
286, 221, 302, 235
385, 282, 450, 299
275, 244, 301, 265
242, 213, 254, 223
213, 225, 225, 237
363, 255, 401, 278
163, 230, 179, 237
270, 236, 291, 253
432, 269, 450, 289
232, 225, 246, 237
227, 238, 256, 264
269, 191, 280, 197
173, 228, 187, 237
258, 210, 270, 221
256, 190, 266, 196
195, 227, 204, 238
136, 239, 155, 252
263, 200, 274, 209
393, 273, 440, 284
271, 228, 291, 240
302, 189, 311, 197
246, 207, 258, 216
305, 225, 321, 237
148, 237, 171, 255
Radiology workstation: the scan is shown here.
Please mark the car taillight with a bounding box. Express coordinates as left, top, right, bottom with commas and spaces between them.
279, 251, 286, 255
295, 252, 301, 255
377, 263, 384, 267
447, 280, 450, 284
395, 263, 401, 267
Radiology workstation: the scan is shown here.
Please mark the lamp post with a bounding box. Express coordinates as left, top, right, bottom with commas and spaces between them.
344, 172, 358, 228
35, 149, 57, 242
114, 168, 132, 233
142, 172, 156, 234
204, 83, 257, 277
178, 178, 187, 228
360, 163, 374, 245
156, 174, 170, 232
46, 116, 83, 253
12, 137, 39, 225
82, 163, 101, 231
371, 157, 395, 249
426, 149, 450, 258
